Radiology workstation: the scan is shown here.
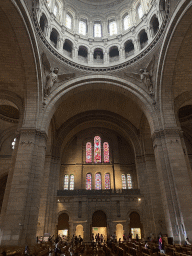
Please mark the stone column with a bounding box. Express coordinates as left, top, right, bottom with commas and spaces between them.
1, 129, 47, 246
133, 39, 140, 53
152, 128, 192, 243
88, 21, 93, 38
36, 155, 52, 237
135, 155, 153, 237
44, 157, 60, 236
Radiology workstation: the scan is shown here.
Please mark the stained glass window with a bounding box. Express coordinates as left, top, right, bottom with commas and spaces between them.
86, 142, 92, 163
64, 175, 69, 190
122, 174, 126, 189
94, 23, 102, 37
127, 174, 132, 189
138, 5, 143, 19
103, 142, 109, 163
86, 173, 92, 190
70, 175, 74, 190
105, 173, 110, 189
109, 21, 117, 36
124, 15, 131, 30
94, 136, 101, 163
12, 138, 16, 149
79, 20, 86, 35
66, 14, 72, 29
95, 173, 101, 190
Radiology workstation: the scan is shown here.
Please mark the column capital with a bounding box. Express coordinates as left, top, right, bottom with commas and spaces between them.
151, 128, 182, 143
18, 128, 48, 141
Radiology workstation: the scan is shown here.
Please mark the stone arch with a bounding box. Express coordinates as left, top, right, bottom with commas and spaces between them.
40, 76, 158, 136
0, 2, 42, 129
156, 0, 192, 128
57, 212, 69, 236
92, 210, 107, 227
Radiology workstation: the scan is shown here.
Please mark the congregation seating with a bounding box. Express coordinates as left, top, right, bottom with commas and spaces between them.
1, 239, 192, 256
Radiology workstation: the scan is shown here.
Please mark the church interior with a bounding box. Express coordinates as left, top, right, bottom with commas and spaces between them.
0, 0, 192, 253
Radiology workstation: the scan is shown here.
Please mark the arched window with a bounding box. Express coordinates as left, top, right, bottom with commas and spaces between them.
127, 174, 132, 189
64, 175, 69, 190
86, 173, 92, 190
95, 173, 101, 190
122, 174, 126, 189
86, 142, 92, 163
66, 13, 72, 29
103, 142, 109, 163
79, 20, 87, 35
138, 5, 143, 19
109, 20, 117, 36
47, 0, 51, 8
105, 173, 110, 189
123, 15, 131, 30
69, 175, 74, 190
12, 138, 16, 149
53, 3, 58, 16
94, 23, 102, 37
94, 136, 101, 163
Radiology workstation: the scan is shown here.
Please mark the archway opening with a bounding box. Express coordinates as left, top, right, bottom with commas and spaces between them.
150, 15, 159, 36
139, 30, 148, 49
125, 40, 134, 58
50, 28, 59, 48
129, 211, 142, 239
58, 213, 69, 237
40, 13, 48, 34
92, 210, 107, 241
63, 39, 73, 57
75, 224, 84, 239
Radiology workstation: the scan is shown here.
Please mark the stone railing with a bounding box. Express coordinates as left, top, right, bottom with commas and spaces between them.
57, 188, 141, 196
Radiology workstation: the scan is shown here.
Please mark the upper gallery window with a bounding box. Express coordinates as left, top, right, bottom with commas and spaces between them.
94, 23, 102, 37
64, 175, 69, 190
12, 138, 16, 149
86, 173, 92, 190
86, 136, 109, 163
69, 175, 74, 190
109, 20, 117, 36
86, 142, 92, 163
122, 174, 132, 189
123, 15, 131, 30
53, 3, 58, 16
66, 13, 72, 29
79, 20, 87, 35
64, 174, 74, 190
105, 173, 111, 189
138, 5, 143, 19
95, 173, 102, 190
94, 136, 101, 163
47, 0, 51, 8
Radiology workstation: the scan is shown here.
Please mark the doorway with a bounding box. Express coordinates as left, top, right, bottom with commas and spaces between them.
58, 213, 69, 237
92, 210, 107, 241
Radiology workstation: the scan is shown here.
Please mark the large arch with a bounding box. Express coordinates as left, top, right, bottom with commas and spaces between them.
40, 76, 160, 135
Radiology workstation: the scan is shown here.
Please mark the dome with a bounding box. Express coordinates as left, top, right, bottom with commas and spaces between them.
34, 0, 168, 70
